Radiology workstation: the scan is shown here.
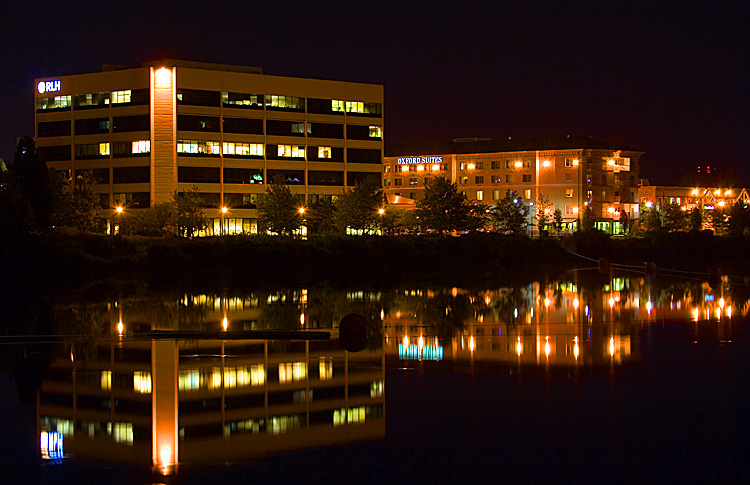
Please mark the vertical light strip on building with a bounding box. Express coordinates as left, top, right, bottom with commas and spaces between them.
151, 67, 176, 204
152, 339, 179, 473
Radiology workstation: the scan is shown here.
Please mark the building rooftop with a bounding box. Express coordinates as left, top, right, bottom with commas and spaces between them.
101, 59, 263, 74
385, 136, 642, 157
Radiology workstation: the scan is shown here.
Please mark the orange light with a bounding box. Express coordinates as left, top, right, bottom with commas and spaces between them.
542, 160, 551, 168
116, 206, 123, 214
222, 317, 228, 331
572, 159, 579, 166
155, 67, 171, 87
469, 336, 475, 352
298, 207, 305, 214
378, 208, 385, 215
516, 337, 523, 356
514, 161, 523, 168
432, 163, 440, 171
403, 335, 409, 348
117, 321, 123, 335
221, 206, 228, 214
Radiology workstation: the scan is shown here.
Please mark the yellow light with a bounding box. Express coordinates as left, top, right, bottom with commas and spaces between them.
718, 201, 725, 207
719, 298, 725, 308
485, 295, 491, 305
646, 301, 653, 314
692, 189, 699, 196
300, 313, 305, 325
516, 337, 523, 356
155, 67, 171, 87
542, 160, 551, 168
716, 308, 721, 319
573, 207, 579, 214
609, 337, 615, 357
544, 297, 550, 307
608, 207, 615, 213
298, 207, 305, 214
418, 335, 424, 349
378, 208, 385, 215
572, 159, 579, 166
727, 306, 732, 318
609, 297, 615, 308
380, 309, 384, 319
432, 163, 440, 171
116, 206, 123, 214
693, 308, 700, 321
514, 160, 523, 168
574, 337, 580, 360
714, 189, 721, 196
544, 337, 551, 358
725, 190, 732, 196
159, 445, 173, 470
222, 317, 228, 331
403, 335, 409, 348
467, 163, 475, 170
416, 165, 424, 171
117, 321, 123, 335
469, 336, 475, 352
573, 297, 579, 309
608, 159, 616, 166
221, 206, 228, 214
401, 166, 409, 172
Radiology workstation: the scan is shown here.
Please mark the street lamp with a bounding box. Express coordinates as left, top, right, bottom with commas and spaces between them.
221, 206, 228, 235
114, 206, 123, 235
298, 207, 307, 238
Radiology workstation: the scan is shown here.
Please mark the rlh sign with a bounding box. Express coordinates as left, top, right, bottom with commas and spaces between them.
397, 156, 443, 165
37, 80, 61, 94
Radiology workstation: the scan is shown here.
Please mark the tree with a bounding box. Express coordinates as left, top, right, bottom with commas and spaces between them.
535, 194, 552, 235
727, 201, 750, 237
663, 203, 686, 231
709, 207, 728, 235
173, 186, 208, 237
553, 207, 564, 234
581, 204, 596, 231
55, 171, 105, 233
122, 202, 175, 237
306, 198, 336, 234
689, 207, 703, 232
10, 136, 58, 233
417, 177, 474, 234
334, 176, 383, 234
640, 206, 662, 232
618, 208, 630, 235
257, 175, 300, 236
489, 190, 526, 235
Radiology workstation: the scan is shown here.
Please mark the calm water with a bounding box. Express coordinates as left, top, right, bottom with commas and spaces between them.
1, 269, 750, 483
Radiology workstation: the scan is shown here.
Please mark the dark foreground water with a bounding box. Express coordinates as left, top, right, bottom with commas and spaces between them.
1, 269, 750, 484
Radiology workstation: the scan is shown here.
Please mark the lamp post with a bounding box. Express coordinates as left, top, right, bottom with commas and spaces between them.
114, 206, 123, 235
298, 207, 306, 238
221, 206, 228, 235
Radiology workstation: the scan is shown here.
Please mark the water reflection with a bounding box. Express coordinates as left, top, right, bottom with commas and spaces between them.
23, 272, 750, 472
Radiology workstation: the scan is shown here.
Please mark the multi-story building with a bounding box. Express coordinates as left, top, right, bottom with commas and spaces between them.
383, 137, 643, 234
34, 60, 384, 234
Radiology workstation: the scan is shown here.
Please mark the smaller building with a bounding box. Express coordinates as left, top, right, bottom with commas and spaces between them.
640, 184, 750, 213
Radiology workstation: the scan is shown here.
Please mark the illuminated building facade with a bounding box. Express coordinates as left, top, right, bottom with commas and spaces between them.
383, 137, 643, 234
34, 60, 384, 234
640, 184, 750, 216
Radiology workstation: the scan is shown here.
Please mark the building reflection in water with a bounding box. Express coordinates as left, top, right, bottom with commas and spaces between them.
38, 328, 384, 472
37, 274, 748, 469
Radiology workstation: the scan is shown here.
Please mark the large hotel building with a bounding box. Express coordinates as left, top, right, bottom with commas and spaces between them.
384, 137, 643, 233
34, 60, 384, 234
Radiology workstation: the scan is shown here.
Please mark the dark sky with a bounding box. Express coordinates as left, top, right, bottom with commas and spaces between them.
2, 0, 748, 185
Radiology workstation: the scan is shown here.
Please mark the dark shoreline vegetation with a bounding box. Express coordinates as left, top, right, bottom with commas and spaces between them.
2, 230, 749, 299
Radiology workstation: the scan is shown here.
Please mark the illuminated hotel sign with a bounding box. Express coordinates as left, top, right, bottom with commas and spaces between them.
37, 80, 61, 94
397, 156, 443, 165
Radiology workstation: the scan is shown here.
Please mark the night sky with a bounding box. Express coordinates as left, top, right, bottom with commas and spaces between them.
2, 1, 748, 185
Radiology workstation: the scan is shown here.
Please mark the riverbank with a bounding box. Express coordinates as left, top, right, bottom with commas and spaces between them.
1, 230, 748, 296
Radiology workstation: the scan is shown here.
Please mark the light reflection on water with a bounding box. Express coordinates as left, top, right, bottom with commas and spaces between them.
6, 271, 750, 478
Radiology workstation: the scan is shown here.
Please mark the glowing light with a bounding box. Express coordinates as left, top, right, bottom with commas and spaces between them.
222, 317, 228, 331
401, 166, 408, 172
514, 308, 519, 318
514, 160, 523, 168
403, 335, 409, 348
544, 298, 550, 308
609, 297, 615, 308
432, 163, 440, 171
608, 159, 616, 166
378, 208, 385, 215
714, 189, 721, 196
719, 298, 725, 308
155, 67, 171, 87
716, 308, 721, 319
609, 337, 615, 357
542, 160, 551, 168
573, 206, 579, 214
116, 206, 123, 214
608, 207, 615, 213
646, 301, 653, 314
298, 207, 305, 214
469, 336, 475, 352
467, 163, 475, 170
693, 308, 700, 322
646, 201, 653, 208
418, 335, 424, 349
380, 309, 384, 319
572, 159, 579, 166
159, 445, 173, 471
117, 321, 123, 335
718, 201, 725, 207
573, 337, 580, 360
573, 298, 579, 309
300, 313, 305, 325
727, 306, 732, 318
725, 190, 732, 196
691, 189, 699, 196
544, 337, 551, 358
516, 337, 523, 356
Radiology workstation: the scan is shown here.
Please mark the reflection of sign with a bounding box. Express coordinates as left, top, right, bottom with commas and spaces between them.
37, 80, 61, 94
397, 156, 442, 165
399, 344, 443, 360
704, 204, 715, 210
40, 431, 64, 459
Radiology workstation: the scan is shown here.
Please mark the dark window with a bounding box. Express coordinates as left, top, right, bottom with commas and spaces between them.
308, 170, 344, 186
75, 118, 110, 135
74, 92, 109, 109
309, 122, 343, 139
491, 161, 501, 169
38, 145, 71, 161
224, 193, 260, 209
177, 88, 220, 107
177, 115, 220, 132
223, 92, 263, 109
99, 193, 110, 208
347, 172, 381, 186
113, 115, 150, 132
267, 120, 305, 137
38, 120, 70, 137
307, 98, 343, 114
223, 117, 263, 134
346, 125, 370, 140
75, 143, 109, 160
475, 176, 484, 184
347, 148, 381, 164
74, 168, 109, 184
113, 166, 150, 184
223, 168, 264, 184
178, 166, 220, 183
176, 191, 220, 209
522, 174, 531, 183
267, 169, 304, 185
113, 192, 150, 208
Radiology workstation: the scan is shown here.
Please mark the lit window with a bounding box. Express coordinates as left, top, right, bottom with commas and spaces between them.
277, 145, 305, 158
99, 142, 110, 156
279, 362, 307, 383
477, 190, 484, 201
345, 101, 382, 115
291, 122, 305, 134
101, 370, 111, 390
112, 422, 133, 445
371, 381, 384, 397
131, 140, 150, 154
493, 190, 500, 200
319, 357, 333, 380
177, 140, 221, 155
36, 95, 72, 110
409, 178, 418, 185
224, 142, 261, 156
524, 189, 532, 200
134, 371, 151, 394
178, 370, 200, 391
319, 146, 331, 158
332, 100, 345, 112
265, 95, 302, 109
566, 189, 574, 198
369, 126, 382, 138
112, 90, 131, 104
